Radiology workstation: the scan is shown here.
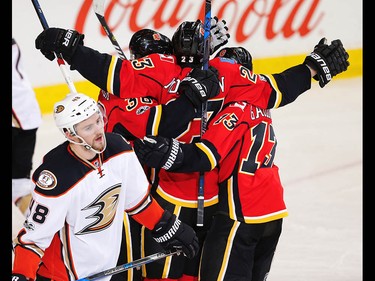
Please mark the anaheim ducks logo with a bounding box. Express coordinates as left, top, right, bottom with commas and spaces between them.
76, 184, 121, 235
55, 104, 65, 113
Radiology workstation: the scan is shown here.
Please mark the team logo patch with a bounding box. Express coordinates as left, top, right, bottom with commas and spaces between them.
152, 33, 161, 41
259, 74, 267, 82
23, 220, 35, 231
100, 89, 110, 100
36, 170, 57, 190
55, 104, 65, 114
218, 49, 227, 57
136, 105, 150, 115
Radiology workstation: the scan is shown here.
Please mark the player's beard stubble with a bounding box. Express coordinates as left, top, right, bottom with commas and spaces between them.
91, 132, 107, 153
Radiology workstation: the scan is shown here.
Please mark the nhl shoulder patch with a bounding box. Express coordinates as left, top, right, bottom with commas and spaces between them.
36, 170, 57, 190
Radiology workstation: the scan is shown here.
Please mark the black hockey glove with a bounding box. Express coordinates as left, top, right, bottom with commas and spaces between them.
304, 37, 349, 88
35, 28, 84, 64
152, 210, 199, 259
11, 274, 28, 281
179, 66, 220, 108
134, 136, 183, 170
210, 16, 230, 55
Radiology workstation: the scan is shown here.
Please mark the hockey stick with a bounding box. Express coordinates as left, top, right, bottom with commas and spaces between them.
201, 0, 212, 72
31, 0, 77, 93
196, 0, 212, 227
92, 0, 127, 60
76, 250, 181, 281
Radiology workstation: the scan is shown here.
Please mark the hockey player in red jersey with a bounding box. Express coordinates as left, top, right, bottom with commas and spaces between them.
96, 27, 224, 281
95, 24, 227, 281
133, 42, 350, 281
11, 93, 199, 281
96, 27, 220, 144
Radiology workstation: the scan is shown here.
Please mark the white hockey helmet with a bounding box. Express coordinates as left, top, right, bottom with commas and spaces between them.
54, 93, 100, 136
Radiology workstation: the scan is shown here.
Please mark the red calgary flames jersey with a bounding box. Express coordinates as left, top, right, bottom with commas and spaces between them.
97, 53, 306, 207
174, 102, 288, 223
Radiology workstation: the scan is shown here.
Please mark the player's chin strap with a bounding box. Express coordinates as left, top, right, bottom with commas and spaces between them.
67, 135, 107, 154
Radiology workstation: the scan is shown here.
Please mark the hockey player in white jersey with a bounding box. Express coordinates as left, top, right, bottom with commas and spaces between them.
12, 93, 199, 281
12, 38, 43, 215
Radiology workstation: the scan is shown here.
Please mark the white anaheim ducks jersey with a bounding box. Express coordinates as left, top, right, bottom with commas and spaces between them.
13, 133, 152, 281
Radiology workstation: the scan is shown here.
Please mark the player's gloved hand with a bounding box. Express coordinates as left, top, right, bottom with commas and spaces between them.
210, 16, 230, 55
11, 273, 28, 281
179, 66, 220, 108
152, 210, 199, 259
303, 37, 349, 88
35, 27, 84, 64
134, 136, 183, 170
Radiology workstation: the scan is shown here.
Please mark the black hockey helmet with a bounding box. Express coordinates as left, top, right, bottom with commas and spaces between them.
215, 47, 253, 71
129, 29, 173, 60
172, 20, 205, 67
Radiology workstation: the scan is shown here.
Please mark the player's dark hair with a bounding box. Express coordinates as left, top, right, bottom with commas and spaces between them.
129, 29, 173, 60
215, 47, 253, 71
172, 20, 204, 67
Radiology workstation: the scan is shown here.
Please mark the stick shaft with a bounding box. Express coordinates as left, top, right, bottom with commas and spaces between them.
202, 0, 212, 71
197, 0, 212, 227
76, 250, 181, 281
93, 0, 127, 60
30, 0, 77, 93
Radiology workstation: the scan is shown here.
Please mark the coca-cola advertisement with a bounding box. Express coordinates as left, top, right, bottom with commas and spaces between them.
13, 0, 362, 88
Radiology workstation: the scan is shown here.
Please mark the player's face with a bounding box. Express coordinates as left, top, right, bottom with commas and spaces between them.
75, 112, 106, 151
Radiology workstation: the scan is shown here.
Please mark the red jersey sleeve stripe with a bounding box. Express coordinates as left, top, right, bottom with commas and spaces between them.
131, 198, 164, 230
107, 56, 118, 94
151, 105, 163, 135
264, 74, 282, 108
